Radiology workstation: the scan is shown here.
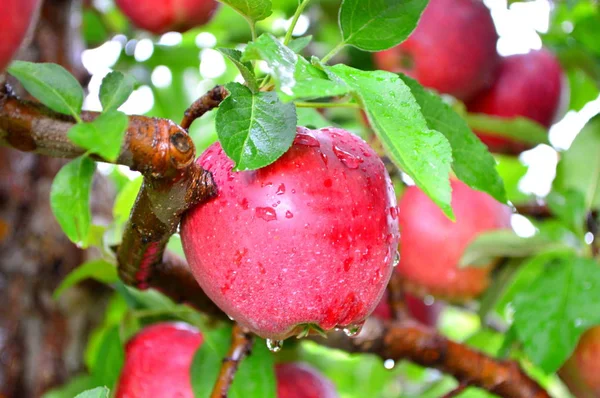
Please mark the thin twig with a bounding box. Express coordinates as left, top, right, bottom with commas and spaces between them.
210, 323, 254, 398
180, 85, 228, 130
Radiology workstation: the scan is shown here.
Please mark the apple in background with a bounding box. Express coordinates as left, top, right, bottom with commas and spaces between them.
372, 290, 442, 327
1, 0, 40, 72
276, 362, 339, 398
373, 0, 499, 102
396, 180, 512, 301
115, 322, 203, 398
115, 0, 219, 34
559, 326, 600, 398
466, 49, 566, 154
181, 127, 399, 340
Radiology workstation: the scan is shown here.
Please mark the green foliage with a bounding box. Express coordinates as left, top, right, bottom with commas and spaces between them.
8, 61, 84, 118
99, 71, 134, 111
74, 387, 110, 398
218, 48, 259, 92
191, 326, 276, 398
218, 0, 273, 23
53, 259, 118, 299
216, 83, 297, 170
50, 156, 96, 247
338, 0, 429, 51
68, 110, 129, 162
329, 65, 454, 218
464, 113, 550, 146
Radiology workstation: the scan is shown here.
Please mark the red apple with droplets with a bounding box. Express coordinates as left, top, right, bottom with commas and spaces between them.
115, 0, 219, 34
115, 322, 203, 398
559, 326, 600, 398
374, 0, 499, 101
276, 363, 339, 398
396, 180, 511, 301
181, 127, 400, 340
466, 49, 566, 154
1, 0, 40, 72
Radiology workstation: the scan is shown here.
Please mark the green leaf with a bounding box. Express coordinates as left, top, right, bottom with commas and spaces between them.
329, 65, 453, 218
191, 326, 276, 398
567, 68, 599, 112
218, 0, 272, 22
243, 34, 349, 102
68, 110, 129, 162
512, 255, 600, 372
50, 156, 96, 247
338, 0, 429, 51
460, 230, 569, 268
218, 48, 259, 92
42, 375, 97, 398
288, 35, 312, 53
99, 71, 134, 111
297, 108, 331, 129
546, 189, 587, 236
400, 75, 506, 203
554, 115, 600, 211
216, 82, 297, 171
465, 113, 550, 145
8, 61, 84, 117
53, 259, 118, 299
74, 387, 110, 398
113, 176, 143, 227
91, 326, 124, 388
495, 155, 531, 204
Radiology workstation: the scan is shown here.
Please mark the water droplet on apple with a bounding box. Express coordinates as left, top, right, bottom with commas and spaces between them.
266, 339, 283, 352
393, 251, 400, 267
343, 322, 364, 337
389, 206, 398, 219
285, 210, 294, 219
294, 132, 320, 147
276, 183, 286, 195
256, 207, 277, 221
333, 145, 363, 169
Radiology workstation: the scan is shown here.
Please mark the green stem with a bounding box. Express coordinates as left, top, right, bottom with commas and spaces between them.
295, 101, 359, 109
248, 20, 257, 41
283, 0, 314, 45
321, 42, 346, 64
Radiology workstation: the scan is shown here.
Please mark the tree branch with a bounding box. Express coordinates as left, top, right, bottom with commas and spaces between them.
210, 323, 254, 398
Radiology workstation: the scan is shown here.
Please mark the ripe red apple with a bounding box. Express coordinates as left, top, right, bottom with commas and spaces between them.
466, 49, 565, 154
276, 363, 339, 398
181, 127, 400, 340
1, 0, 40, 72
396, 180, 511, 300
372, 290, 442, 327
373, 0, 499, 102
115, 0, 219, 34
559, 326, 600, 398
115, 322, 203, 398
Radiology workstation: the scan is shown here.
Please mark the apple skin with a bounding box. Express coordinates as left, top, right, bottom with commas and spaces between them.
466, 49, 565, 154
115, 0, 219, 34
115, 322, 203, 398
276, 363, 339, 398
396, 180, 511, 301
559, 326, 600, 398
373, 0, 499, 102
1, 0, 40, 72
372, 291, 442, 327
181, 127, 400, 340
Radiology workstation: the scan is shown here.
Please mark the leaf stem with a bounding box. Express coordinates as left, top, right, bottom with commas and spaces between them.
247, 19, 258, 41
283, 0, 314, 45
321, 42, 346, 64
295, 101, 360, 109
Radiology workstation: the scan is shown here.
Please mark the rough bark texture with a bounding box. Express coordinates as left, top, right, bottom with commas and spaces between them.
0, 148, 112, 397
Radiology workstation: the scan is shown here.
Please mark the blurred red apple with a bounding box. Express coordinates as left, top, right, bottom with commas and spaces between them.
276, 362, 339, 398
466, 49, 566, 154
1, 0, 40, 72
372, 290, 442, 327
396, 180, 511, 301
559, 326, 600, 398
115, 0, 219, 34
374, 0, 499, 101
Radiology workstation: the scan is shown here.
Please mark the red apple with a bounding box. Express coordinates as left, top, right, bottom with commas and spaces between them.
115, 0, 219, 34
181, 127, 400, 340
372, 290, 442, 327
1, 0, 40, 72
115, 322, 203, 398
276, 363, 339, 398
466, 49, 565, 154
559, 326, 600, 398
396, 180, 511, 300
374, 0, 499, 102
